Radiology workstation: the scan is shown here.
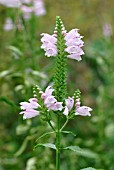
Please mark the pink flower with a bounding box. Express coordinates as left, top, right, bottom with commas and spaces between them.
63, 97, 74, 116
41, 33, 57, 57
65, 29, 84, 61
65, 97, 74, 111
63, 97, 92, 117
63, 106, 69, 116
75, 98, 92, 116
20, 110, 39, 119
19, 98, 40, 119
65, 29, 80, 40
75, 106, 92, 116
45, 48, 57, 57
41, 85, 63, 111
67, 54, 82, 61
103, 23, 113, 37
21, 5, 33, 19
40, 27, 84, 61
44, 96, 57, 106
3, 18, 14, 31
41, 86, 54, 99
47, 102, 63, 111
33, 0, 46, 16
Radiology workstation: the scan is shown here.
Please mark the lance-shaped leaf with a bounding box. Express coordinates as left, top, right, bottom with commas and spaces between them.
61, 131, 76, 136
36, 132, 55, 142
7, 46, 23, 57
81, 168, 104, 170
63, 146, 99, 159
15, 137, 29, 157
34, 143, 56, 150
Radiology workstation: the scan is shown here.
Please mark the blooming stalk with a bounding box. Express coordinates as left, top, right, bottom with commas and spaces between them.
19, 16, 92, 170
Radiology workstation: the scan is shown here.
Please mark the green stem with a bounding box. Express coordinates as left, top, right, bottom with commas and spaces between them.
56, 115, 61, 170
47, 120, 55, 132
60, 118, 69, 131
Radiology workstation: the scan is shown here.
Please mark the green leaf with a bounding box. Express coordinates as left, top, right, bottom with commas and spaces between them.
81, 168, 104, 170
0, 70, 12, 78
15, 137, 29, 156
34, 143, 56, 150
36, 132, 55, 142
81, 168, 97, 170
8, 46, 23, 57
0, 96, 18, 109
61, 131, 76, 136
15, 135, 34, 156
63, 146, 99, 159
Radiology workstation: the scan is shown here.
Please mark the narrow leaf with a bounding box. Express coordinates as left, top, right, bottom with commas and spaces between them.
36, 132, 55, 142
0, 96, 18, 109
64, 146, 99, 159
34, 143, 56, 150
8, 46, 23, 56
81, 168, 97, 170
61, 131, 76, 136
81, 168, 104, 170
15, 137, 29, 157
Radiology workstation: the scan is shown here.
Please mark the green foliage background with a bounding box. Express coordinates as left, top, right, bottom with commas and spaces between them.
0, 0, 114, 169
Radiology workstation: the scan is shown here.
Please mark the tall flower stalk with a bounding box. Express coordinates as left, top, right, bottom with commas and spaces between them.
54, 16, 67, 170
19, 16, 92, 170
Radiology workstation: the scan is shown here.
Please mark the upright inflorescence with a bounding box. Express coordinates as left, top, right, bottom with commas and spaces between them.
19, 16, 92, 120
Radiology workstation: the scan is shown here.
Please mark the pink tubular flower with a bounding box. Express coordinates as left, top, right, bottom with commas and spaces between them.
63, 97, 92, 117
41, 33, 57, 57
63, 97, 74, 116
65, 29, 84, 61
75, 98, 92, 116
47, 102, 63, 111
75, 106, 92, 116
41, 86, 54, 99
41, 85, 63, 111
19, 98, 40, 119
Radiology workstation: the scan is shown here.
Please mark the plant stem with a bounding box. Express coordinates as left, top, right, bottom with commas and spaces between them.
47, 120, 55, 132
56, 115, 61, 170
60, 118, 69, 131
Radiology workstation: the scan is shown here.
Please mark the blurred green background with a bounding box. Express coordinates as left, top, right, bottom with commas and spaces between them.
0, 0, 114, 169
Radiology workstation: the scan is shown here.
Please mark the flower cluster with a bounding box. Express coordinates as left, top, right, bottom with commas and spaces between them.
41, 29, 84, 61
41, 34, 57, 57
63, 97, 92, 116
19, 86, 92, 119
40, 86, 63, 111
21, 0, 46, 20
20, 98, 40, 119
3, 18, 23, 32
65, 29, 84, 61
0, 0, 46, 20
